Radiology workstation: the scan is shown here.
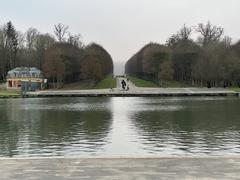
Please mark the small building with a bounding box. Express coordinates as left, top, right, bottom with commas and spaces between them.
6, 67, 45, 91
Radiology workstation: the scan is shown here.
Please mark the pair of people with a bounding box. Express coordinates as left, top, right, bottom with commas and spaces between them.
121, 79, 129, 91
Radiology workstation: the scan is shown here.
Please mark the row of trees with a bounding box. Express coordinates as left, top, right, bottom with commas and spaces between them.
44, 42, 113, 88
0, 21, 113, 87
0, 21, 55, 81
125, 22, 240, 87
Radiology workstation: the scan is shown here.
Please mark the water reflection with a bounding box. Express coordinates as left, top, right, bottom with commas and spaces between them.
0, 97, 240, 157
104, 97, 145, 156
0, 98, 113, 157
131, 97, 240, 156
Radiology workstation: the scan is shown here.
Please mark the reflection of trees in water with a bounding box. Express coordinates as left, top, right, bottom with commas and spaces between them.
0, 99, 27, 157
0, 98, 113, 157
35, 110, 112, 144
131, 98, 240, 154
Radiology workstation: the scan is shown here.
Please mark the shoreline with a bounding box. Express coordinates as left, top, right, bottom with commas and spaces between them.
1, 157, 240, 179
25, 92, 240, 98
26, 87, 240, 98
0, 95, 21, 98
1, 154, 240, 159
1, 87, 240, 98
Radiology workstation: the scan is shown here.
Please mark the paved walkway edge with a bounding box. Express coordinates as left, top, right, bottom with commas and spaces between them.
1, 157, 240, 179
25, 92, 240, 98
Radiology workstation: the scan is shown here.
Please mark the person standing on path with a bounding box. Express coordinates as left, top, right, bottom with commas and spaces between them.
121, 79, 126, 90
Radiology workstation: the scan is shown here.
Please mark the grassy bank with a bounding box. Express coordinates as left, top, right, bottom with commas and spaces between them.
61, 81, 95, 90
61, 77, 116, 90
229, 88, 240, 92
0, 90, 21, 97
128, 76, 158, 87
94, 77, 116, 89
160, 80, 189, 88
128, 76, 188, 88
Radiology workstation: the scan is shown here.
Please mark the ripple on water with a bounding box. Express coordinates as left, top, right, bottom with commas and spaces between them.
0, 97, 240, 157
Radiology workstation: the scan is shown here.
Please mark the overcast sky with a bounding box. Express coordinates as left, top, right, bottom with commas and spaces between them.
0, 0, 239, 74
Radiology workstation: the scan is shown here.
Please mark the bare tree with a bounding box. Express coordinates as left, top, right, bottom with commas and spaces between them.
178, 24, 192, 41
35, 33, 55, 69
26, 28, 39, 66
166, 34, 180, 47
26, 28, 39, 50
166, 24, 192, 47
54, 23, 69, 42
158, 60, 174, 86
68, 33, 83, 48
43, 46, 65, 88
196, 21, 224, 46
221, 36, 232, 47
16, 31, 25, 49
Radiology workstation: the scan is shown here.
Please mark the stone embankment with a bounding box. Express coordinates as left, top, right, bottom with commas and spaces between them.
26, 87, 239, 98
0, 157, 240, 179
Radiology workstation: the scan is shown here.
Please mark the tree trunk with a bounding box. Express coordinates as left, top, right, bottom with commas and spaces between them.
191, 79, 195, 86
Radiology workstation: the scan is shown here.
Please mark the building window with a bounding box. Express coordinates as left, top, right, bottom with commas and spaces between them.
8, 81, 12, 87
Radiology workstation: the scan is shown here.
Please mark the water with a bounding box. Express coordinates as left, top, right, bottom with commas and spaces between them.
0, 97, 240, 157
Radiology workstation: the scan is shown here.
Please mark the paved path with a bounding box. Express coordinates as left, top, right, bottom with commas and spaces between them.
26, 87, 239, 97
117, 77, 137, 91
25, 78, 239, 97
1, 157, 240, 179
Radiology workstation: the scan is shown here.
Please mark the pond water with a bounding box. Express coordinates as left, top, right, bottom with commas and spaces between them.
0, 97, 240, 157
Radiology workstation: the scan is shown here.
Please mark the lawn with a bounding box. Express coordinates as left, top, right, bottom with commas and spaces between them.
128, 76, 188, 88
228, 87, 240, 92
61, 77, 116, 90
128, 76, 158, 87
61, 81, 95, 90
0, 90, 21, 97
160, 80, 189, 88
94, 77, 116, 89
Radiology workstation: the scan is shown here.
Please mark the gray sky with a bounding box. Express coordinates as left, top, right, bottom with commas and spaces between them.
0, 0, 239, 74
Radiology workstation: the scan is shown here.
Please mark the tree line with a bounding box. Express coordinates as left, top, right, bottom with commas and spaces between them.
0, 21, 113, 87
125, 22, 240, 87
